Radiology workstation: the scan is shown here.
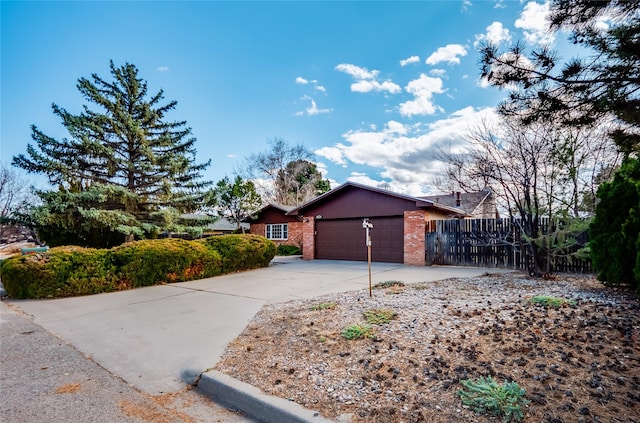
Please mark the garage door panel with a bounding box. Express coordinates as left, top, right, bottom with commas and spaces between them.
315, 217, 403, 263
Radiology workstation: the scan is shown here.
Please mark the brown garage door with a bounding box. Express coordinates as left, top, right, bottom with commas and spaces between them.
315, 217, 404, 263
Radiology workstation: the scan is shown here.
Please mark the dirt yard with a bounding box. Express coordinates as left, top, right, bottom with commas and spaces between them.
214, 272, 639, 423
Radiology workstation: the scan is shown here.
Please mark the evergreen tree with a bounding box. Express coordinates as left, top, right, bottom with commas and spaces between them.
590, 157, 640, 292
13, 61, 211, 245
480, 0, 640, 151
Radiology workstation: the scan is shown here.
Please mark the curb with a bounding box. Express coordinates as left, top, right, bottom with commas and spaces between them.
196, 370, 334, 423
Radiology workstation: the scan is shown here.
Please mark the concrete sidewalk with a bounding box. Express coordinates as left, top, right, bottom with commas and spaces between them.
5, 258, 508, 414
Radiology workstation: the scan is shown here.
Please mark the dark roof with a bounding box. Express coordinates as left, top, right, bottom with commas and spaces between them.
420, 188, 492, 215
287, 181, 468, 217
244, 203, 297, 222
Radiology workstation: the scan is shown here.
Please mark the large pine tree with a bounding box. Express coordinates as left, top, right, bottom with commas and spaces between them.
479, 0, 640, 152
14, 61, 211, 246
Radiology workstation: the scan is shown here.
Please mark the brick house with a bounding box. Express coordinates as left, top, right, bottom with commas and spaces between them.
245, 204, 302, 249
247, 182, 469, 265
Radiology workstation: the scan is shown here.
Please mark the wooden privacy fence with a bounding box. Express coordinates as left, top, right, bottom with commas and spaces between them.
425, 218, 592, 273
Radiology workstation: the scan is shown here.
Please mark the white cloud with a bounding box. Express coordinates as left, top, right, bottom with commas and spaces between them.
156, 66, 170, 72
296, 77, 328, 95
400, 56, 420, 66
399, 74, 445, 117
226, 154, 237, 159
426, 44, 468, 66
429, 69, 447, 77
335, 63, 401, 94
317, 107, 500, 196
297, 95, 332, 116
335, 63, 378, 80
515, 1, 554, 45
315, 145, 348, 166
351, 79, 402, 94
474, 21, 511, 47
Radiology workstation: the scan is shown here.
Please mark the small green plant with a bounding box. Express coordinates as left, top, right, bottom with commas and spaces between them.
363, 308, 397, 325
529, 295, 576, 308
318, 335, 327, 343
341, 323, 375, 340
457, 377, 528, 422
373, 280, 405, 289
310, 302, 337, 311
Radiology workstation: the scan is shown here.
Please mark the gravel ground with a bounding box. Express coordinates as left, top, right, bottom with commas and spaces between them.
0, 301, 253, 423
215, 272, 640, 423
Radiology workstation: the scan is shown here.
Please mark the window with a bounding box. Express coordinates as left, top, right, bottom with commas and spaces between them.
266, 223, 288, 240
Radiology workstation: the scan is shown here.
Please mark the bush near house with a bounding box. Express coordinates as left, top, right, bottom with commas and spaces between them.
0, 235, 276, 299
276, 244, 302, 256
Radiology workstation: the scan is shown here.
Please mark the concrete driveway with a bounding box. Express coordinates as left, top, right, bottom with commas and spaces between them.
7, 257, 508, 396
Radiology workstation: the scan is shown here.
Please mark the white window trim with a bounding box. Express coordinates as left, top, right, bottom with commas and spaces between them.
266, 223, 288, 240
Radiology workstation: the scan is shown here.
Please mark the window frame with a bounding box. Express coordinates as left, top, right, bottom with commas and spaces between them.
265, 223, 288, 240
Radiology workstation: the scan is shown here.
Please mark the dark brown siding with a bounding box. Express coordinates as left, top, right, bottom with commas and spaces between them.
315, 217, 403, 263
298, 186, 420, 219
251, 206, 299, 224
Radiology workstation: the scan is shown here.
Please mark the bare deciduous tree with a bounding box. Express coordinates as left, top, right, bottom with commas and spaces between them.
0, 163, 32, 241
238, 138, 329, 206
438, 116, 620, 274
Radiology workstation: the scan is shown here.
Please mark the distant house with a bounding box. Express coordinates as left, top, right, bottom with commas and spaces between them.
206, 217, 249, 235
420, 187, 498, 219
176, 215, 249, 237
247, 182, 468, 265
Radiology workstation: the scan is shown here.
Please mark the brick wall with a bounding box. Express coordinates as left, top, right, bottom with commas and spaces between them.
302, 216, 315, 260
404, 210, 426, 266
287, 221, 303, 248
249, 221, 304, 249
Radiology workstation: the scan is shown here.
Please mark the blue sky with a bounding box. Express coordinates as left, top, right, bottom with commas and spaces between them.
1, 0, 566, 196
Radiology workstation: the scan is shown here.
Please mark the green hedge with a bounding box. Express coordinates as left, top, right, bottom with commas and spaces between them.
0, 235, 276, 299
1, 246, 116, 299
110, 239, 223, 289
201, 234, 277, 273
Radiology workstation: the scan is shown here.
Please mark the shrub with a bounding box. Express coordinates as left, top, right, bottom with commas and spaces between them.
276, 244, 302, 256
1, 235, 275, 299
590, 157, 640, 293
457, 377, 528, 422
1, 247, 116, 299
341, 323, 375, 340
363, 308, 397, 325
528, 295, 575, 308
202, 234, 276, 273
111, 238, 222, 288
